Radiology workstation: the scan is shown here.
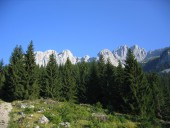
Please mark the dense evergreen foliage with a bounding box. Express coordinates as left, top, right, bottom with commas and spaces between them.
0, 60, 5, 98
0, 42, 170, 122
3, 45, 25, 101
77, 61, 89, 103
60, 58, 77, 102
124, 49, 150, 117
160, 73, 170, 121
24, 41, 40, 100
44, 53, 61, 99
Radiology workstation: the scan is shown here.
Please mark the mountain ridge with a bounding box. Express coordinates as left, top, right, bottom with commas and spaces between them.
35, 45, 169, 67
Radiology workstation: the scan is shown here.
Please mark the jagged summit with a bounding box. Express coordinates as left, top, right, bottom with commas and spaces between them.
59, 49, 72, 56
34, 45, 168, 67
97, 49, 119, 66
57, 49, 77, 65
81, 55, 91, 62
35, 50, 58, 66
113, 45, 129, 62
113, 45, 147, 63
130, 45, 147, 62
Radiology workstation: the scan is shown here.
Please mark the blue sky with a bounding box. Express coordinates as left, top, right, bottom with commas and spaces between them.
0, 0, 170, 64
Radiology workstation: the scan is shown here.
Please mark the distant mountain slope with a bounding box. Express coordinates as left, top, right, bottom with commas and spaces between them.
144, 47, 169, 62
143, 47, 170, 72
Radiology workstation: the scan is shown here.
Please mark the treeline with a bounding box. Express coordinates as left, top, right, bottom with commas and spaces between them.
0, 41, 170, 120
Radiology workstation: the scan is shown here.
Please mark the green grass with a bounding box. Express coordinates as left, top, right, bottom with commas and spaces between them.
8, 99, 162, 128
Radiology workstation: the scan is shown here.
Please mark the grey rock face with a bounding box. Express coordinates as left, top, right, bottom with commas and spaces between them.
97, 49, 119, 66
113, 45, 147, 63
160, 48, 170, 64
130, 45, 147, 62
113, 45, 129, 62
145, 48, 166, 61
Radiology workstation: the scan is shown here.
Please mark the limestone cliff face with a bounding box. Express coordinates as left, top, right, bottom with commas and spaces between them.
113, 45, 147, 63
97, 49, 119, 66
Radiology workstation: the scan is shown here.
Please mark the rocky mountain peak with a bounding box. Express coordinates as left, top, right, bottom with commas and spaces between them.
82, 55, 91, 62
131, 45, 147, 62
98, 49, 113, 56
60, 49, 72, 56
35, 50, 58, 66
98, 49, 119, 66
113, 45, 147, 62
113, 45, 129, 62
57, 49, 77, 65
132, 44, 139, 49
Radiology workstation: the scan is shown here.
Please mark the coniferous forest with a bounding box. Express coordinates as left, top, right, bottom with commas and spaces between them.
0, 41, 170, 122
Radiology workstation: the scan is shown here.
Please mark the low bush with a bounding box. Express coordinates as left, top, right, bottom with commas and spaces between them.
24, 108, 34, 114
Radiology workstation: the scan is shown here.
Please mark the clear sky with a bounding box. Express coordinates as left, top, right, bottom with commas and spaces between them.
0, 0, 170, 64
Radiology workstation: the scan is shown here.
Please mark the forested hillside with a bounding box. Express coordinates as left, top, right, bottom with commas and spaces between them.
0, 42, 170, 126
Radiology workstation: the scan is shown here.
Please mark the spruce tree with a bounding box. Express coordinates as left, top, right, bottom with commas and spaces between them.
87, 61, 99, 104
103, 59, 116, 109
44, 53, 61, 99
77, 61, 89, 103
72, 63, 80, 99
124, 49, 149, 116
160, 73, 170, 120
0, 60, 5, 98
98, 54, 106, 105
60, 58, 77, 101
4, 45, 25, 101
107, 61, 124, 111
115, 61, 124, 89
146, 73, 164, 118
0, 60, 4, 90
23, 41, 39, 99
38, 65, 46, 98
113, 61, 125, 111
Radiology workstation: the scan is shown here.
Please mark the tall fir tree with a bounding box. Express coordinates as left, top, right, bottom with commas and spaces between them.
103, 59, 116, 109
23, 41, 39, 99
77, 61, 90, 103
87, 61, 99, 104
60, 58, 77, 102
44, 53, 61, 99
98, 54, 106, 105
146, 73, 164, 118
4, 45, 25, 101
115, 61, 125, 111
0, 60, 5, 97
38, 65, 46, 98
124, 49, 149, 116
72, 63, 80, 100
161, 73, 170, 120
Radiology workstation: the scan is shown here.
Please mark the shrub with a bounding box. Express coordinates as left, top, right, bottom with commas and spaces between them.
94, 102, 103, 112
24, 108, 34, 114
119, 116, 126, 123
